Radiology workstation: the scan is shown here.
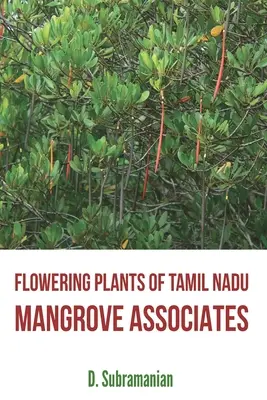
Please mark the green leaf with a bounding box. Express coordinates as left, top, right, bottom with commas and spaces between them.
139, 51, 153, 70
70, 156, 82, 173
253, 81, 267, 97
136, 90, 150, 104
84, 119, 95, 128
177, 146, 193, 168
13, 222, 22, 238
42, 22, 51, 45
257, 58, 267, 68
91, 167, 101, 173
260, 235, 267, 249
158, 211, 168, 228
46, 1, 62, 6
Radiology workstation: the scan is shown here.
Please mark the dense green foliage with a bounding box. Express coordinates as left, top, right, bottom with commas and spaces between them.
1, 0, 267, 249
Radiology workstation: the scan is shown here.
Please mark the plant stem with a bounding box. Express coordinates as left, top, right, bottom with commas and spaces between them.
170, 0, 175, 33
229, 203, 254, 248
180, 0, 189, 84
224, 0, 232, 35
236, 0, 241, 23
219, 190, 228, 249
132, 168, 141, 211
88, 150, 92, 208
155, 89, 165, 172
125, 116, 134, 189
99, 165, 110, 208
75, 133, 80, 193
24, 93, 35, 151
195, 95, 203, 164
113, 166, 118, 231
200, 143, 207, 249
5, 137, 9, 171
200, 172, 206, 249
264, 182, 267, 210
119, 159, 125, 224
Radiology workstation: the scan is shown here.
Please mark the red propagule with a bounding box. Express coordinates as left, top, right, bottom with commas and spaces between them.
196, 27, 226, 164
213, 28, 226, 100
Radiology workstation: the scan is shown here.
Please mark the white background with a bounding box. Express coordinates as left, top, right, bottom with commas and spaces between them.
0, 251, 266, 400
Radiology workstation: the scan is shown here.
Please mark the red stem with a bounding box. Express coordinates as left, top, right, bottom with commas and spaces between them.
66, 144, 72, 180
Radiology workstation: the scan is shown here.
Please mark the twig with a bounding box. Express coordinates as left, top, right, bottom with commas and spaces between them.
219, 190, 229, 249
99, 165, 110, 207
229, 203, 255, 248
264, 183, 267, 211
124, 117, 135, 189
24, 93, 35, 151
119, 159, 125, 224
88, 150, 92, 207
180, 0, 189, 84
236, 0, 241, 24
200, 176, 207, 249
